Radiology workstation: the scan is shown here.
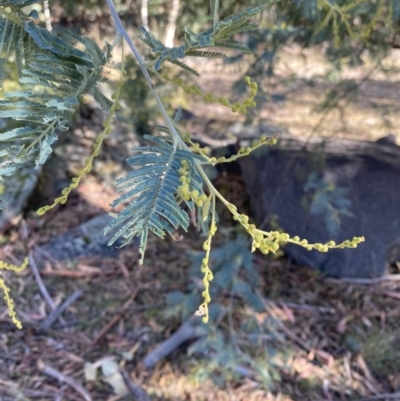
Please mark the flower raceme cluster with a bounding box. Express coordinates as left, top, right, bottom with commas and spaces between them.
0, 258, 28, 329
195, 220, 217, 323
229, 207, 365, 255
181, 130, 277, 165
177, 159, 207, 207
208, 135, 277, 165
162, 74, 258, 114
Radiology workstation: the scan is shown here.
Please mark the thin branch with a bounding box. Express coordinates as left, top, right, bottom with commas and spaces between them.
37, 359, 92, 401
38, 289, 85, 331
106, 0, 181, 149
29, 252, 68, 327
29, 253, 54, 309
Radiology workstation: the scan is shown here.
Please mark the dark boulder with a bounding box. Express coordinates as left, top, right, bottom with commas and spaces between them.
239, 134, 400, 278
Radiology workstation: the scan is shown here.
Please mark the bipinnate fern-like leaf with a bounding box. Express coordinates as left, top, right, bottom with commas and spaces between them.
0, 12, 113, 196
103, 135, 206, 263
139, 5, 264, 74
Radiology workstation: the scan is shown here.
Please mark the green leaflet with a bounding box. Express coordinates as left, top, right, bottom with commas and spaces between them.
104, 135, 206, 264
185, 50, 227, 58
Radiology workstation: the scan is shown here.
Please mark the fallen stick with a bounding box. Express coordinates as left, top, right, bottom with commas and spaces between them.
143, 318, 207, 369
37, 359, 92, 401
38, 289, 85, 331
29, 252, 66, 326
29, 252, 56, 309
327, 275, 400, 285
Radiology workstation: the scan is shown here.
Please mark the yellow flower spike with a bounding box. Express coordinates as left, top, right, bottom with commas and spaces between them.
218, 97, 230, 106
0, 257, 28, 329
204, 93, 216, 102
200, 194, 207, 202
272, 242, 280, 251
250, 80, 257, 89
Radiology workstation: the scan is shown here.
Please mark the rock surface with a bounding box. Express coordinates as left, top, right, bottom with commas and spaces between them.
239, 134, 400, 278
40, 213, 126, 260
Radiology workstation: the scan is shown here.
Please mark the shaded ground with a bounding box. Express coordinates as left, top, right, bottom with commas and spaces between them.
1, 41, 400, 401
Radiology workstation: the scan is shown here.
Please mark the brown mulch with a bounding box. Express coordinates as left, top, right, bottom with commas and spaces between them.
1, 172, 400, 401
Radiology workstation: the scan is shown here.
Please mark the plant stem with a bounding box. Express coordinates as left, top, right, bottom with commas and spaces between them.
105, 0, 241, 228
105, 0, 181, 149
